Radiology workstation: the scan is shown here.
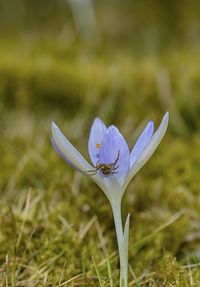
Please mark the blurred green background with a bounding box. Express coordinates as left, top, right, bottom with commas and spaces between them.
0, 1, 200, 286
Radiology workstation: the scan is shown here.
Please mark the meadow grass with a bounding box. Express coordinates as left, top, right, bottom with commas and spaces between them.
0, 42, 200, 286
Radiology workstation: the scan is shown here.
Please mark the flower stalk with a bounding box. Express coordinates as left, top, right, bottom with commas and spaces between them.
112, 200, 127, 286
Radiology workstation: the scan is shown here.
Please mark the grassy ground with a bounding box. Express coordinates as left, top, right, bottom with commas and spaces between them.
0, 42, 200, 286
0, 1, 200, 282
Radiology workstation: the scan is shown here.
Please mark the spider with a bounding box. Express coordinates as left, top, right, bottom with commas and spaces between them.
86, 151, 120, 176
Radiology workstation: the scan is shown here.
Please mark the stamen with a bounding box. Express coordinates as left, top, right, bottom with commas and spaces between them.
95, 143, 101, 148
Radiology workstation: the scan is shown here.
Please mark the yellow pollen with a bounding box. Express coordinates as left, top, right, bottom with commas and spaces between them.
95, 143, 101, 149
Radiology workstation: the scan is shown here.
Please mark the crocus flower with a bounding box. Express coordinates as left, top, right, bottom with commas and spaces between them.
51, 113, 168, 202
51, 112, 169, 287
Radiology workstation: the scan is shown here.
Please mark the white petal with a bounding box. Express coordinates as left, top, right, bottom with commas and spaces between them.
52, 122, 92, 172
124, 112, 169, 189
51, 122, 108, 192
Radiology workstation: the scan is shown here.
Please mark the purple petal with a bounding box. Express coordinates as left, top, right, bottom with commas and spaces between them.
51, 137, 79, 170
130, 121, 154, 168
124, 112, 169, 191
99, 125, 130, 183
88, 117, 107, 165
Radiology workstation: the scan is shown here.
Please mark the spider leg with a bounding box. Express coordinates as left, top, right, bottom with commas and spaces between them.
110, 171, 118, 174
110, 150, 120, 166
85, 172, 97, 176
112, 165, 119, 170
84, 169, 97, 175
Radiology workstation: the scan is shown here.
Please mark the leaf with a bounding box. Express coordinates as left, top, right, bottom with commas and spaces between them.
120, 213, 130, 287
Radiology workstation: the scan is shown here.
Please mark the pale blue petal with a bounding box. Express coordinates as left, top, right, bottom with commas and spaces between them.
99, 125, 130, 183
51, 137, 80, 171
51, 122, 93, 172
88, 117, 107, 165
124, 112, 169, 190
130, 121, 154, 168
51, 136, 68, 162
52, 121, 112, 196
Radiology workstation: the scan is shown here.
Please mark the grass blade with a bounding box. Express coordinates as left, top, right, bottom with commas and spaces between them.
92, 256, 104, 287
